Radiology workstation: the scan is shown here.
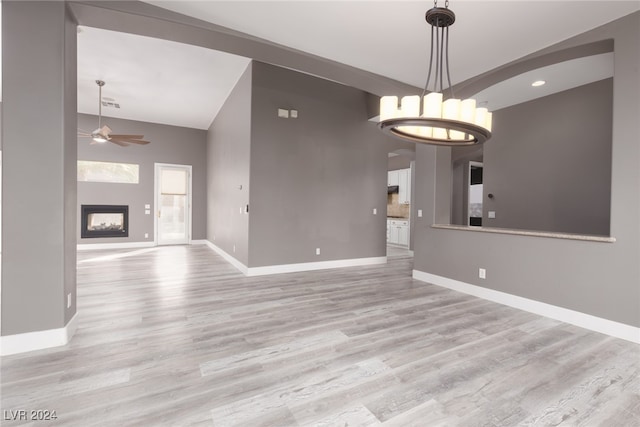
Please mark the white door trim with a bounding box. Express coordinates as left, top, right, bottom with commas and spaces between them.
154, 163, 193, 245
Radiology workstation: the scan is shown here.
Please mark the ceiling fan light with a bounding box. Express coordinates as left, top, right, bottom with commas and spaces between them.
92, 136, 107, 143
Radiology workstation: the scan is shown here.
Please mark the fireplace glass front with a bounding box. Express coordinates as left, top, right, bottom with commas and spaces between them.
81, 205, 129, 238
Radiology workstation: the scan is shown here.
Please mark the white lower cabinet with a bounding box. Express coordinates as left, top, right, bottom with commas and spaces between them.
397, 226, 409, 246
387, 219, 409, 246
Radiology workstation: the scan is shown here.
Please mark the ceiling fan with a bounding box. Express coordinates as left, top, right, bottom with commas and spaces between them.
78, 80, 151, 147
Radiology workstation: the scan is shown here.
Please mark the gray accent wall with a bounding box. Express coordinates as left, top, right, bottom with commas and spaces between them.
413, 12, 640, 328
247, 62, 391, 268
2, 1, 78, 335
78, 114, 207, 244
388, 155, 412, 171
482, 78, 612, 235
206, 64, 252, 265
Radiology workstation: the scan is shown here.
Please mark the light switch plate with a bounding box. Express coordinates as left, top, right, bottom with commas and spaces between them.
278, 108, 289, 118
290, 110, 298, 118
373, 208, 377, 215
145, 209, 150, 215
418, 209, 423, 218
488, 211, 496, 219
145, 204, 150, 209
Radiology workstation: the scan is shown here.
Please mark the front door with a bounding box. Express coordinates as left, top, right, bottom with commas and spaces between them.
155, 163, 192, 245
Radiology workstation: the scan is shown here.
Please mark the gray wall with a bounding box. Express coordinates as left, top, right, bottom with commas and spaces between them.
413, 12, 640, 328
2, 1, 77, 335
78, 114, 207, 244
248, 62, 391, 267
388, 155, 412, 171
206, 64, 252, 265
483, 78, 612, 235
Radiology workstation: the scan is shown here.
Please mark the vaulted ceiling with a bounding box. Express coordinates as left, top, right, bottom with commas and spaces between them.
4, 1, 640, 129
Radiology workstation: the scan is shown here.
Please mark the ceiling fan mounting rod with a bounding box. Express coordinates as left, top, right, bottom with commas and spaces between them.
96, 80, 105, 129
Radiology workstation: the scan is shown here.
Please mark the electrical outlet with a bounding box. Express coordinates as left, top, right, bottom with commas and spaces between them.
373, 208, 377, 215
488, 211, 496, 219
67, 293, 72, 308
144, 233, 149, 239
316, 248, 321, 255
418, 209, 423, 218
479, 268, 486, 279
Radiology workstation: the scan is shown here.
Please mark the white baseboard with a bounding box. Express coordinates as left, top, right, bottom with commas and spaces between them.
77, 241, 155, 251
247, 256, 387, 276
413, 270, 640, 344
1, 313, 79, 356
191, 240, 209, 245
204, 241, 387, 277
204, 241, 249, 275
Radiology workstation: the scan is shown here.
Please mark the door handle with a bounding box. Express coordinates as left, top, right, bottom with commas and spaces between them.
158, 210, 161, 218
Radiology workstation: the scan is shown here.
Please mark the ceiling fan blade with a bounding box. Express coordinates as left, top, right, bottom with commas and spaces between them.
109, 139, 130, 147
111, 138, 150, 145
78, 133, 92, 137
121, 139, 151, 145
108, 134, 145, 139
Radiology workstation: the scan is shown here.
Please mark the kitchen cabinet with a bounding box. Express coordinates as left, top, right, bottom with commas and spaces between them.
397, 225, 409, 246
398, 168, 411, 205
387, 219, 409, 246
387, 170, 399, 186
388, 168, 411, 205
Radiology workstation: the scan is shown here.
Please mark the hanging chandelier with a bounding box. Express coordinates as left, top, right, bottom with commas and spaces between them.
379, 0, 492, 146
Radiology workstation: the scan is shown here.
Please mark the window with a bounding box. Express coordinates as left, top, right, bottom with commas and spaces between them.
77, 160, 139, 184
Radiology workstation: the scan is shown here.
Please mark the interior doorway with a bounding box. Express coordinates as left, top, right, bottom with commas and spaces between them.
468, 161, 483, 226
155, 163, 192, 245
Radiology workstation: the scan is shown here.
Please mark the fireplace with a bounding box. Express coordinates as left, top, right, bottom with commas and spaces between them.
81, 205, 129, 238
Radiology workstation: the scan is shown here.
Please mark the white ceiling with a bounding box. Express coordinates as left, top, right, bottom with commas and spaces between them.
472, 52, 615, 111
77, 26, 250, 130
144, 1, 637, 86
2, 1, 639, 129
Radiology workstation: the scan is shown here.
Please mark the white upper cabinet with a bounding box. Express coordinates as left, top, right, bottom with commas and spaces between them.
388, 170, 400, 186
397, 169, 410, 204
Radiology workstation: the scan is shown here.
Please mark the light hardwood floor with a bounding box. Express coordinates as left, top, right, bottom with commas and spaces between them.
1, 245, 639, 426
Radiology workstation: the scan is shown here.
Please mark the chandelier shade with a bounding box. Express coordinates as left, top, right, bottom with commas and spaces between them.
379, 2, 492, 146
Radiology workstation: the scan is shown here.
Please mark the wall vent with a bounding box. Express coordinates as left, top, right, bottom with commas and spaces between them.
101, 101, 120, 109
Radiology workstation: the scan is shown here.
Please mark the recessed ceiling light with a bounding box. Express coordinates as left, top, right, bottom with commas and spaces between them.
531, 80, 546, 87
